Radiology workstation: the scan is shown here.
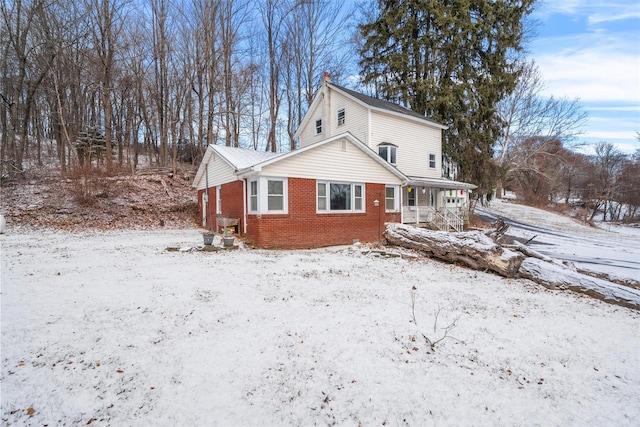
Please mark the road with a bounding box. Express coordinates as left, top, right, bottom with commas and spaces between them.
476, 206, 640, 282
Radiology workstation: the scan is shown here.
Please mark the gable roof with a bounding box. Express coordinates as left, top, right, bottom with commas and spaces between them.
192, 145, 280, 188
212, 145, 280, 169
330, 83, 446, 129
236, 132, 408, 182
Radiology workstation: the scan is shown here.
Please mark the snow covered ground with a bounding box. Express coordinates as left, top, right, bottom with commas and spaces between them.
477, 199, 640, 285
2, 226, 639, 425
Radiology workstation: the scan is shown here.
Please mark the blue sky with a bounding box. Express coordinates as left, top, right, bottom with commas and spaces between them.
529, 0, 640, 154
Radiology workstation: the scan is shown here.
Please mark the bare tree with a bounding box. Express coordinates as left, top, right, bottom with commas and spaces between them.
1, 0, 57, 173
496, 60, 588, 199
581, 142, 626, 222
86, 0, 129, 171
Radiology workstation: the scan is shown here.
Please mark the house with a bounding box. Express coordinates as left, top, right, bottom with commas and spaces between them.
193, 75, 475, 249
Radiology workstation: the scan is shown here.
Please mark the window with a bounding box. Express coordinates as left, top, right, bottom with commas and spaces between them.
315, 119, 322, 134
378, 144, 397, 164
354, 185, 363, 210
429, 153, 436, 169
317, 183, 327, 210
267, 179, 284, 211
216, 186, 222, 214
248, 177, 288, 214
385, 186, 399, 211
317, 181, 364, 212
249, 180, 258, 212
337, 108, 345, 126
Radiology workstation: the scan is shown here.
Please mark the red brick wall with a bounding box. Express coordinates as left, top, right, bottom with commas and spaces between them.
246, 178, 400, 249
196, 187, 217, 230
220, 180, 244, 221
197, 182, 245, 232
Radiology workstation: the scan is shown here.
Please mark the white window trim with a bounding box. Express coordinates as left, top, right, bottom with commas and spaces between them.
429, 153, 437, 169
216, 186, 222, 214
378, 144, 397, 164
385, 185, 400, 212
315, 119, 322, 135
248, 179, 258, 213
249, 177, 288, 214
317, 180, 365, 213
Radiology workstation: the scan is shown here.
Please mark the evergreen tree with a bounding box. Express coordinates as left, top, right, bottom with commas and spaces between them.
359, 0, 536, 199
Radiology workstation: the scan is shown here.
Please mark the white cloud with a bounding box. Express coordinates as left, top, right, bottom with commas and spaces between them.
533, 36, 640, 103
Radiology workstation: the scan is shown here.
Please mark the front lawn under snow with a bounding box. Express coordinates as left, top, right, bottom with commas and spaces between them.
2, 229, 639, 426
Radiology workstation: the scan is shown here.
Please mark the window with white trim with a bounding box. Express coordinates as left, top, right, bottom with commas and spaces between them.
429, 153, 437, 169
317, 181, 364, 212
249, 180, 258, 212
337, 108, 345, 126
315, 119, 322, 134
385, 185, 399, 211
248, 177, 288, 214
267, 179, 284, 211
378, 144, 397, 164
216, 186, 222, 214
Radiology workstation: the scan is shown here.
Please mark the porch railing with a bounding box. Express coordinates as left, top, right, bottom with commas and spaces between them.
402, 206, 465, 232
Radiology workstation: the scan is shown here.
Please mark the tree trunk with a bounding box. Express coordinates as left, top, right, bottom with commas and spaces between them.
383, 224, 525, 278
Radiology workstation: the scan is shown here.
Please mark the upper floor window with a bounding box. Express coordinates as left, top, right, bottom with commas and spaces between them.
315, 119, 322, 134
317, 181, 364, 212
429, 153, 436, 169
378, 144, 397, 164
337, 108, 345, 126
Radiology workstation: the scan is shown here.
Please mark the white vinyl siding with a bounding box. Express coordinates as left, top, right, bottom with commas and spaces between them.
261, 139, 403, 185
298, 89, 368, 147
370, 111, 442, 178
194, 153, 238, 190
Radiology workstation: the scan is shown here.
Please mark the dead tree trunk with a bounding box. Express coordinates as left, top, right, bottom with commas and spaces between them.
383, 224, 525, 278
384, 223, 640, 311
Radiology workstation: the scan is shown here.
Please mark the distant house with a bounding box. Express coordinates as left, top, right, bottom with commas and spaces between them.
193, 75, 475, 249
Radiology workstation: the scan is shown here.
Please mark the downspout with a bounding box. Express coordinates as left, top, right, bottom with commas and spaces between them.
205, 162, 210, 229
242, 178, 247, 235
367, 108, 372, 148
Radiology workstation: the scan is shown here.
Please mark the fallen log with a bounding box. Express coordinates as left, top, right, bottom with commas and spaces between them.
383, 223, 640, 311
518, 258, 640, 311
383, 223, 525, 278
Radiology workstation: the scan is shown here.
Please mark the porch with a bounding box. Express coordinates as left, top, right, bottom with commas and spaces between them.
402, 206, 467, 232
400, 181, 473, 232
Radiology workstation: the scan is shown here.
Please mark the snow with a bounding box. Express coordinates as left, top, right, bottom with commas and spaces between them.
2, 228, 639, 425
478, 199, 640, 284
